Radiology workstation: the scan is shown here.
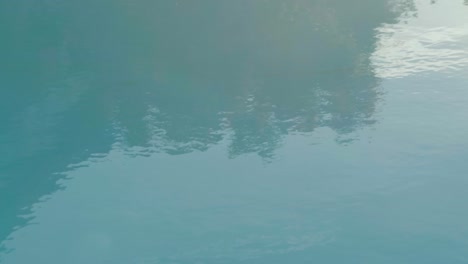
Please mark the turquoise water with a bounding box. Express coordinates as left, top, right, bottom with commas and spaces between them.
1, 0, 468, 263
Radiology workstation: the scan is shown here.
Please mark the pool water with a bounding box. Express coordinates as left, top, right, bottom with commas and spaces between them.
1, 0, 468, 263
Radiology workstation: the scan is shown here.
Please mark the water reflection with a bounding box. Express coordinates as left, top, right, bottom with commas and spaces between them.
372, 1, 468, 78
1, 0, 416, 256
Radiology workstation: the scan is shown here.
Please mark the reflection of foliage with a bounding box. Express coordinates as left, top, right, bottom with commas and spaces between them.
0, 0, 416, 247
0, 0, 418, 174
14, 0, 408, 160
107, 0, 395, 158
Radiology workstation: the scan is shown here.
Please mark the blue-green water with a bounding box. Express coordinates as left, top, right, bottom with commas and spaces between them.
1, 0, 468, 263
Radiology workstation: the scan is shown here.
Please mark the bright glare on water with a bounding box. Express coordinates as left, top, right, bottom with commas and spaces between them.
1, 0, 468, 263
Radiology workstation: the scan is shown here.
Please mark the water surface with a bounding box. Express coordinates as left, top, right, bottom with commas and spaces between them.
1, 0, 468, 263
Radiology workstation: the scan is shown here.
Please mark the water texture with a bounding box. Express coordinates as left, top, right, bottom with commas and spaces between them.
1, 0, 468, 263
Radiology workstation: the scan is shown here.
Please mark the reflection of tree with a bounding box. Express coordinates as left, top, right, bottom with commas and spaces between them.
0, 0, 414, 250
123, 0, 393, 158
